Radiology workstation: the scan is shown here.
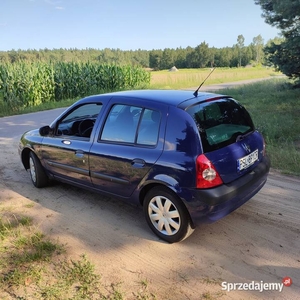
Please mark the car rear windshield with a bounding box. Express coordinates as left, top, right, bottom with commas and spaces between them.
186, 98, 255, 152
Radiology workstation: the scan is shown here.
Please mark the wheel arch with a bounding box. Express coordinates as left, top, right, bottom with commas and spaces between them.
21, 147, 33, 170
138, 177, 195, 229
138, 174, 180, 206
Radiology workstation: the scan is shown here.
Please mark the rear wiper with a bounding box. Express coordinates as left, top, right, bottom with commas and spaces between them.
235, 131, 253, 142
236, 134, 246, 142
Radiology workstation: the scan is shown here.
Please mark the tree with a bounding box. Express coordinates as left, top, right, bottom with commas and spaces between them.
252, 34, 264, 65
214, 47, 232, 67
236, 35, 245, 67
149, 50, 162, 70
174, 47, 187, 68
160, 48, 175, 70
255, 0, 300, 84
187, 42, 211, 68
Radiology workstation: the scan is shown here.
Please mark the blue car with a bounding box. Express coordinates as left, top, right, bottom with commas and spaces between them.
19, 90, 270, 243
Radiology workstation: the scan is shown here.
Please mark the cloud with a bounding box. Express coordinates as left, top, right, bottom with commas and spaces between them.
44, 0, 60, 4
43, 0, 65, 10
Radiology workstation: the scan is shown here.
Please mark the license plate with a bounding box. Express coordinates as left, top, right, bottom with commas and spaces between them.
237, 149, 258, 171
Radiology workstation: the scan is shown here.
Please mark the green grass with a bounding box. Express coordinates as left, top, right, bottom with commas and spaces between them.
0, 97, 78, 118
150, 67, 279, 89
0, 213, 157, 299
216, 78, 300, 176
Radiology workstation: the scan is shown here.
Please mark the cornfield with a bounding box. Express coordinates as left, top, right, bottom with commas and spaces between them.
0, 62, 150, 108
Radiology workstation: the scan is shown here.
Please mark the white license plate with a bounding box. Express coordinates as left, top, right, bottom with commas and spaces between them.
237, 149, 258, 171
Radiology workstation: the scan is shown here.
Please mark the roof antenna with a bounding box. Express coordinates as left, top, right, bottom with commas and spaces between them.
193, 67, 216, 97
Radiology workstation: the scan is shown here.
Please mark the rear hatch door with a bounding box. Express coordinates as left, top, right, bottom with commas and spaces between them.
186, 97, 264, 184
205, 131, 264, 183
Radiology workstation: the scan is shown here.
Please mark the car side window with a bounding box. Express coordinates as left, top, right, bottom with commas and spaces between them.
137, 109, 160, 145
101, 104, 141, 143
101, 105, 160, 146
56, 103, 102, 139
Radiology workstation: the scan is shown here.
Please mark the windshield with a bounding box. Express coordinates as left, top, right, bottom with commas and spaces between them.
187, 98, 255, 152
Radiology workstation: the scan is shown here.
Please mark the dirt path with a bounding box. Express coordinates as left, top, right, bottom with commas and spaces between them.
0, 90, 299, 299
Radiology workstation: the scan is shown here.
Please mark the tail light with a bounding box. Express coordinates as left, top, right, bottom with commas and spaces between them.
196, 154, 223, 188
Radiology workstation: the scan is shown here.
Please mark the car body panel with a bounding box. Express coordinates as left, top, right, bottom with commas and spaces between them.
205, 131, 265, 184
183, 155, 270, 225
41, 137, 93, 186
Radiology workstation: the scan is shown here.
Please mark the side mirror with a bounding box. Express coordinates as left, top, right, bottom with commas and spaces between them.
39, 125, 51, 136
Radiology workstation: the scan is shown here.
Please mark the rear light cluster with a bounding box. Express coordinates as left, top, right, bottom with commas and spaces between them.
196, 154, 223, 189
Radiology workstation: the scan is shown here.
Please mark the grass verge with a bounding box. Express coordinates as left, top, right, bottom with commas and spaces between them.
0, 98, 77, 118
0, 213, 156, 299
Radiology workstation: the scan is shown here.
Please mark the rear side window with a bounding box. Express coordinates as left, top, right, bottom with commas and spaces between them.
101, 104, 160, 146
187, 98, 254, 152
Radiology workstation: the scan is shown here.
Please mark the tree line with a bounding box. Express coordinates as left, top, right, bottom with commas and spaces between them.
0, 34, 266, 70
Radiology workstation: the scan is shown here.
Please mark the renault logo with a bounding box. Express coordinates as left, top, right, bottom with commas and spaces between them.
242, 143, 251, 153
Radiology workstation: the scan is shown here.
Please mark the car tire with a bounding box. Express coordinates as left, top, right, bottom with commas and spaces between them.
144, 187, 194, 243
29, 152, 48, 188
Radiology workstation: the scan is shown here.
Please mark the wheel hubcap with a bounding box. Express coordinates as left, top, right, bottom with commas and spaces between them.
148, 196, 180, 236
29, 157, 36, 183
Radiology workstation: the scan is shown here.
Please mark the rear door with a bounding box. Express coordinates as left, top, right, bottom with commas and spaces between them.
186, 98, 264, 183
89, 97, 168, 198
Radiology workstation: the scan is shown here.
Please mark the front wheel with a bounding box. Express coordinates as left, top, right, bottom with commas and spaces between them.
29, 152, 48, 188
143, 187, 194, 243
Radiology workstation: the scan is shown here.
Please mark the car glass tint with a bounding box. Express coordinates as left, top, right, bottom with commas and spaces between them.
101, 104, 142, 143
57, 103, 102, 137
187, 98, 254, 152
137, 109, 161, 146
62, 103, 102, 123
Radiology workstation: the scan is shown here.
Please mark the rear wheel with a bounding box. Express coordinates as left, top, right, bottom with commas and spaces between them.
144, 187, 194, 243
29, 152, 48, 188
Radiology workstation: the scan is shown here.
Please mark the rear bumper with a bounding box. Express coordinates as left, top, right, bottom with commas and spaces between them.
184, 156, 270, 226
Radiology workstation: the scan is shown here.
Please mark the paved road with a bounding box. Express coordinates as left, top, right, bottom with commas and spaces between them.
0, 107, 66, 138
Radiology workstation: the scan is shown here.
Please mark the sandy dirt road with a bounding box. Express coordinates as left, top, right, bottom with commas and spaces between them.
0, 83, 299, 299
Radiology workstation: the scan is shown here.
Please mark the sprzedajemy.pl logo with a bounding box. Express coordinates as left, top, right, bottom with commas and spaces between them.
221, 277, 292, 293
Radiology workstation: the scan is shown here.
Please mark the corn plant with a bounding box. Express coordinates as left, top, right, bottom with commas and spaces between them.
0, 61, 150, 107
0, 62, 55, 108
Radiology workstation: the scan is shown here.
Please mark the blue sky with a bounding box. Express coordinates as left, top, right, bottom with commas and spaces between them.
0, 0, 280, 51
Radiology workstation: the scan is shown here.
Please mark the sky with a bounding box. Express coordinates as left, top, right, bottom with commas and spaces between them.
0, 0, 280, 52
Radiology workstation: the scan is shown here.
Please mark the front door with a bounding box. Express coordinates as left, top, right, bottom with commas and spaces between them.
41, 102, 103, 187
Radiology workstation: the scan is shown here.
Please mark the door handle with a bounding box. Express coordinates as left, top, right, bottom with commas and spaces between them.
131, 158, 146, 168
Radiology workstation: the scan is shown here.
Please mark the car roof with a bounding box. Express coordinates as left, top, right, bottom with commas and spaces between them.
82, 90, 229, 108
